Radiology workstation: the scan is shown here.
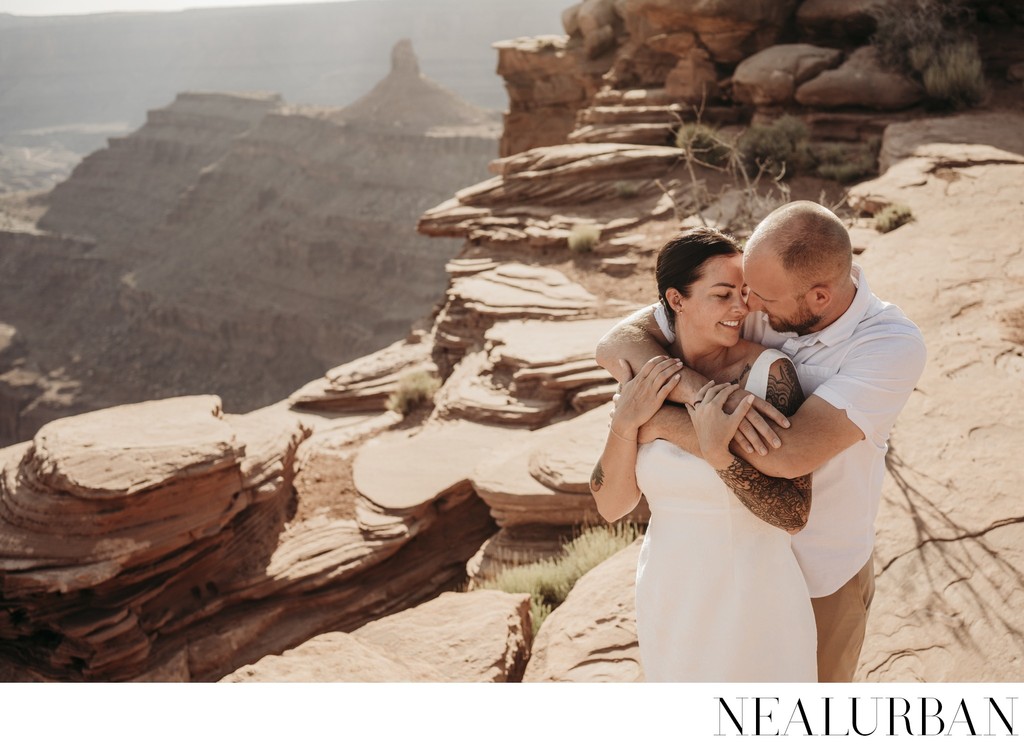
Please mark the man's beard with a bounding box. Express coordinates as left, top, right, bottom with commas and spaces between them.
768, 306, 823, 336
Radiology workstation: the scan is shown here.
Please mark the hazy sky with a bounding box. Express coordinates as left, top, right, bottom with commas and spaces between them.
0, 0, 374, 15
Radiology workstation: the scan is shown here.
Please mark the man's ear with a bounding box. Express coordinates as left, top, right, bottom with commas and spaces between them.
804, 284, 831, 313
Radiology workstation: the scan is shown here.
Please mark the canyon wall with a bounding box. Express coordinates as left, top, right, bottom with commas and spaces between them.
0, 42, 501, 445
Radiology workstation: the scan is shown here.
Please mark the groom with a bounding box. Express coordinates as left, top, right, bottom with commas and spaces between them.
597, 201, 926, 682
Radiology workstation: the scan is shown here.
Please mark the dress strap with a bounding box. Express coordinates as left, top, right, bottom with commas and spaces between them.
745, 349, 791, 400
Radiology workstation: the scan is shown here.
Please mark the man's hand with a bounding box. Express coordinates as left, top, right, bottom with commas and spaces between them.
721, 387, 789, 457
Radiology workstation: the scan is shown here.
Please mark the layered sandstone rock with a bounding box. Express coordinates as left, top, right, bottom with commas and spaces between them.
288, 332, 436, 412
434, 317, 624, 425
430, 262, 626, 369
495, 36, 598, 157
223, 590, 531, 682
0, 391, 503, 681
0, 395, 306, 679
471, 403, 650, 528
524, 539, 643, 682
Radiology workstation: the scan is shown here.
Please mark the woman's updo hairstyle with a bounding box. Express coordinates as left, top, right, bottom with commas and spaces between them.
656, 226, 742, 327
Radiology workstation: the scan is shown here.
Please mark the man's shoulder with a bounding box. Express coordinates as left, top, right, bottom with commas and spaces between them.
855, 295, 925, 348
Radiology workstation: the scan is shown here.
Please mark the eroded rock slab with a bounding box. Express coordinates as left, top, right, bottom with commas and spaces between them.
524, 539, 643, 682
472, 404, 650, 527
224, 589, 530, 682
843, 115, 1024, 680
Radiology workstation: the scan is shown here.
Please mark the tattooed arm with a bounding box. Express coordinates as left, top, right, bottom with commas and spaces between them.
690, 358, 812, 533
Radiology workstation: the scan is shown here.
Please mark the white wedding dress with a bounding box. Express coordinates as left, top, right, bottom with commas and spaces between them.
634, 349, 817, 682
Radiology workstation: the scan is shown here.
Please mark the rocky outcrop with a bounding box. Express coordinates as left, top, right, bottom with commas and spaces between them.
430, 262, 618, 368
0, 395, 305, 679
840, 114, 1024, 681
622, 0, 799, 64
795, 46, 924, 110
495, 36, 601, 157
288, 332, 436, 412
0, 393, 501, 681
733, 44, 843, 107
224, 590, 531, 682
524, 540, 643, 682
471, 403, 649, 528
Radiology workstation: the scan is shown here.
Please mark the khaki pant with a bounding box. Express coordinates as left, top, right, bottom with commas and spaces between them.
810, 555, 875, 682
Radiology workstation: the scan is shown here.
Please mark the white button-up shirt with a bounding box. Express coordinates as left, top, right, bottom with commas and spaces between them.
653, 266, 927, 596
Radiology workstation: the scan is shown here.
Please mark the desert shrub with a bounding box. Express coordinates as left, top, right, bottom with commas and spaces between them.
874, 203, 914, 233
568, 223, 601, 252
871, 0, 985, 110
481, 523, 642, 633
738, 115, 812, 177
921, 40, 986, 110
812, 141, 879, 184
675, 122, 732, 168
386, 369, 441, 415
614, 180, 641, 199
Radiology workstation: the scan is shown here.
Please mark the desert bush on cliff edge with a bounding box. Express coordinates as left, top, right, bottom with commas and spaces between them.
675, 123, 732, 168
871, 0, 986, 109
874, 203, 914, 233
568, 223, 601, 252
480, 523, 642, 634
387, 369, 441, 415
738, 115, 813, 178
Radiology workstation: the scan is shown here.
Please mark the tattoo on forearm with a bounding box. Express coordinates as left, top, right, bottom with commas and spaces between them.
590, 461, 605, 492
716, 457, 811, 531
766, 359, 805, 417
718, 358, 812, 530
730, 363, 751, 386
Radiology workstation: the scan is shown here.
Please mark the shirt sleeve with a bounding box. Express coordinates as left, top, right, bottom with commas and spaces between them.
651, 302, 676, 344
813, 329, 927, 448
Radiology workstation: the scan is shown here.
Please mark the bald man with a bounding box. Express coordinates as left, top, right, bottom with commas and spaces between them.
597, 201, 926, 681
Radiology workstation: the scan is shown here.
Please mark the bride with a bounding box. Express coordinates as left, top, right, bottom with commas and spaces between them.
589, 227, 816, 682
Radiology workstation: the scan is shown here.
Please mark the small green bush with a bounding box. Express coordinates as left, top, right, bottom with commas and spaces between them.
675, 123, 732, 167
874, 203, 914, 233
738, 115, 811, 177
614, 180, 641, 199
386, 369, 441, 415
871, 0, 985, 110
568, 223, 601, 253
812, 141, 878, 184
481, 523, 642, 633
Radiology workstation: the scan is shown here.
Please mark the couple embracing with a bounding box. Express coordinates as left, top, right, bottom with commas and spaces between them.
590, 201, 926, 682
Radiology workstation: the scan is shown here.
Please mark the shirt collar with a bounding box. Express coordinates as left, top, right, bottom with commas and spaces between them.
779, 264, 870, 353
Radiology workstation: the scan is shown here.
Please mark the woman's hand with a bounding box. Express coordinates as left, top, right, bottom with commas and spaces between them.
685, 381, 755, 469
609, 356, 683, 439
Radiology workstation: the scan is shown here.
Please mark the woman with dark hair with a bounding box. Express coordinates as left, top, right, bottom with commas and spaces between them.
590, 227, 816, 681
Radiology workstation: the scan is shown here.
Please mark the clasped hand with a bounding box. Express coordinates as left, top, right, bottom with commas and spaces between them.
608, 356, 683, 439
685, 381, 755, 470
